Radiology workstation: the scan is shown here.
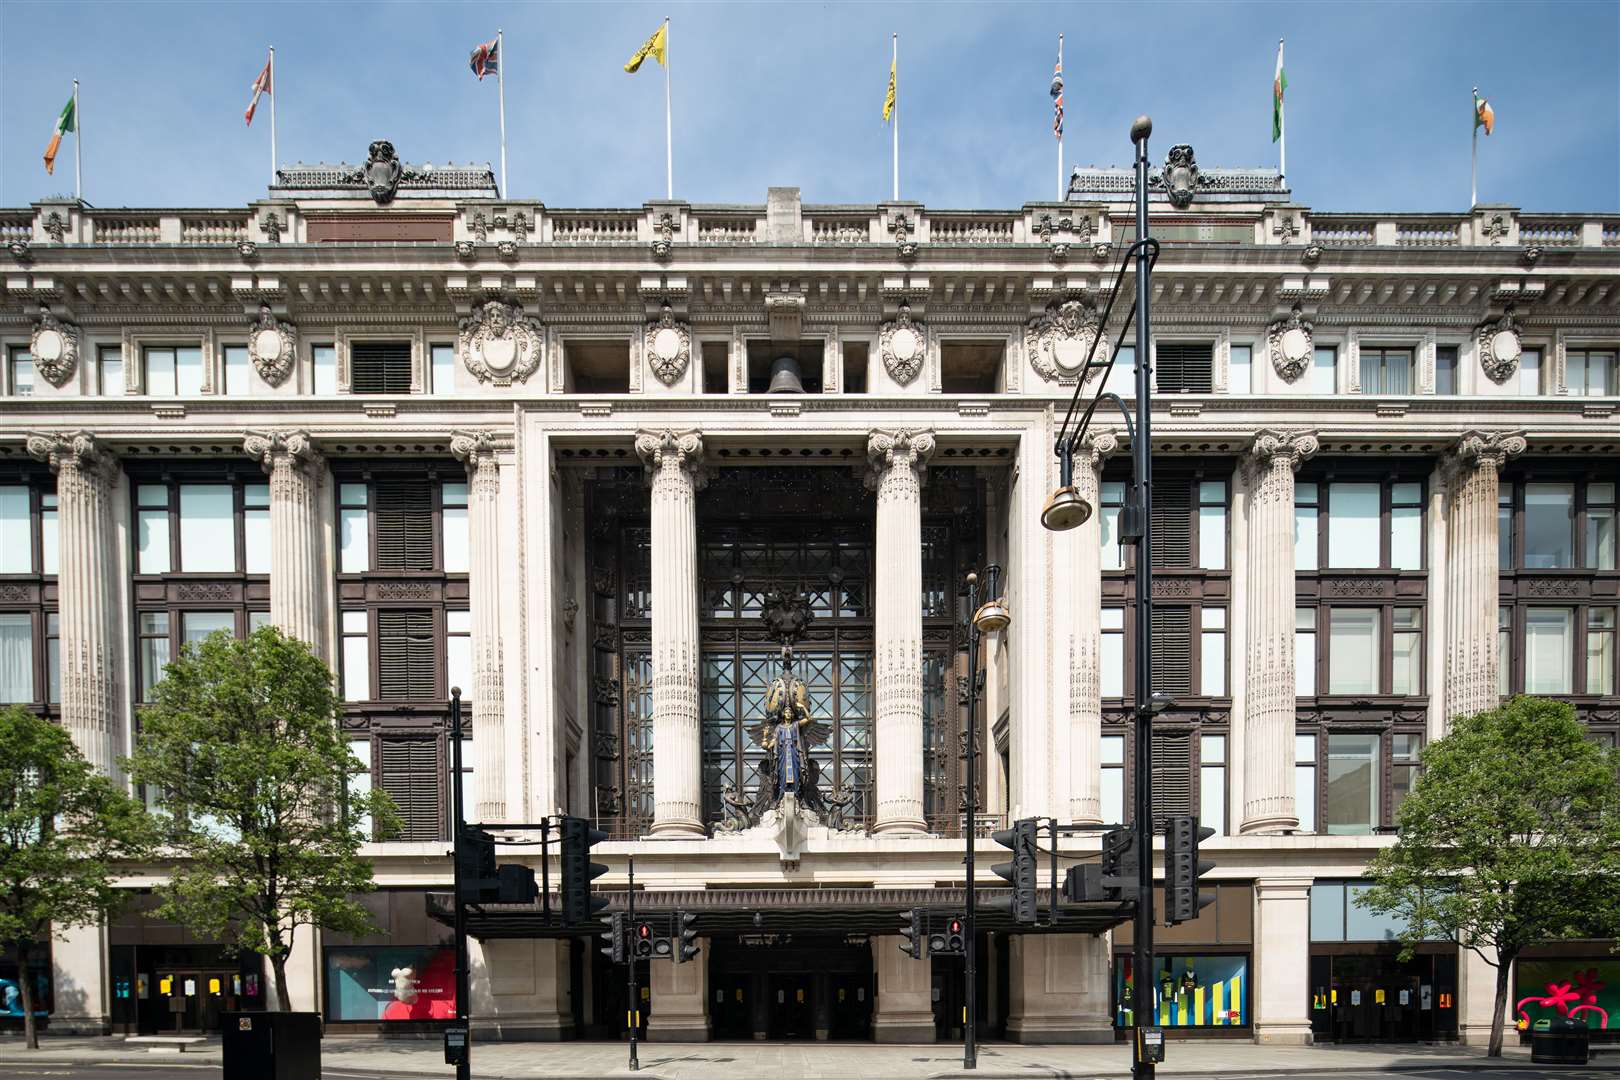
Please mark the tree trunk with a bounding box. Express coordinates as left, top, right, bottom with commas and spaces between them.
17, 943, 38, 1050
269, 953, 292, 1012
1488, 953, 1514, 1058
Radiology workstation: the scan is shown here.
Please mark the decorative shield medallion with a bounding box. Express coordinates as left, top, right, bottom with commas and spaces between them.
247, 304, 297, 386
1160, 144, 1201, 208
28, 305, 80, 387
879, 304, 925, 385
1476, 308, 1523, 385
1024, 297, 1108, 384
458, 299, 544, 386
1267, 304, 1315, 383
643, 304, 691, 385
361, 140, 403, 205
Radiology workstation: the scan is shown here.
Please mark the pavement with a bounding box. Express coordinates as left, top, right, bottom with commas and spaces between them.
0, 1036, 1616, 1079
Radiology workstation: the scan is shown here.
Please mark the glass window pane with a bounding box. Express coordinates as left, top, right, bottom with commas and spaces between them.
179, 485, 235, 572
1499, 606, 1513, 698
1310, 881, 1345, 941
244, 495, 270, 575
431, 344, 457, 396
100, 350, 124, 395
1391, 507, 1422, 570
1392, 609, 1422, 696
1524, 608, 1574, 695
340, 483, 368, 507
144, 348, 176, 396
1588, 609, 1615, 696
1101, 734, 1125, 765
137, 509, 171, 574
1588, 508, 1616, 571
1105, 346, 1134, 399
1200, 628, 1226, 696
46, 612, 60, 704
140, 612, 170, 700
1295, 608, 1317, 697
1327, 484, 1381, 568
1100, 622, 1124, 698
448, 634, 473, 699
1294, 505, 1318, 570
248, 611, 272, 632
1519, 348, 1541, 395
1311, 346, 1336, 394
1325, 733, 1379, 835
1328, 608, 1379, 695
0, 487, 30, 573
224, 345, 252, 396
1434, 345, 1457, 396
1295, 764, 1316, 833
1200, 733, 1226, 764
41, 494, 57, 576
442, 482, 468, 507
342, 627, 370, 702
347, 738, 374, 837
340, 508, 369, 573
313, 345, 337, 395
442, 507, 469, 573
175, 346, 204, 395
1198, 502, 1227, 570
0, 613, 33, 703
1201, 764, 1226, 835
1229, 344, 1252, 395
1100, 481, 1125, 570
1524, 484, 1574, 569
1499, 490, 1513, 570
182, 611, 234, 647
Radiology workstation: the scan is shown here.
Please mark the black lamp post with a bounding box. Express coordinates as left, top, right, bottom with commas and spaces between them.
962, 564, 1008, 1071
1042, 116, 1161, 1078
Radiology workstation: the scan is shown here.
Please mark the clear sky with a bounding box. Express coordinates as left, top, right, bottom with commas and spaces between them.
2, 0, 1617, 212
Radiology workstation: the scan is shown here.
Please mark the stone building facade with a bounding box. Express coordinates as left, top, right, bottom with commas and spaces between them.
1, 150, 1617, 1044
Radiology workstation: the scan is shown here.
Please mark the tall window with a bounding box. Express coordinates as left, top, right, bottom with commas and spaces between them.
1359, 347, 1413, 395
1101, 734, 1125, 824
1434, 345, 1458, 396
1503, 479, 1612, 571
430, 343, 457, 396
1228, 344, 1252, 395
1296, 477, 1426, 571
142, 345, 204, 396
223, 344, 253, 396
1294, 734, 1317, 833
1101, 608, 1125, 697
1327, 609, 1379, 695
1566, 349, 1616, 397
1295, 607, 1317, 697
1517, 348, 1543, 395
7, 347, 35, 397
1100, 481, 1127, 570
313, 344, 338, 395
97, 345, 124, 396
1199, 733, 1226, 834
1390, 733, 1423, 822
134, 480, 268, 574
1310, 345, 1336, 394
1324, 733, 1379, 835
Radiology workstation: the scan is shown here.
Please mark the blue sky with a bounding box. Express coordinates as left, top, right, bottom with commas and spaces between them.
2, 1, 1616, 212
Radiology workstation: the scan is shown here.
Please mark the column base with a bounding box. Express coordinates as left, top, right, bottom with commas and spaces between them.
1240, 813, 1300, 835
1005, 1016, 1113, 1044
1255, 1022, 1314, 1045
871, 1014, 935, 1043
648, 818, 707, 839
647, 1015, 712, 1042
871, 817, 929, 837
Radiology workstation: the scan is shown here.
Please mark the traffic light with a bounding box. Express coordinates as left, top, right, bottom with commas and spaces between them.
1100, 826, 1139, 899
945, 916, 965, 955
456, 827, 499, 904
927, 928, 947, 955
897, 909, 923, 960
990, 817, 1039, 923
1165, 814, 1217, 925
1061, 863, 1105, 902
496, 862, 538, 904
599, 913, 626, 964
674, 911, 701, 964
559, 815, 609, 925
632, 921, 656, 959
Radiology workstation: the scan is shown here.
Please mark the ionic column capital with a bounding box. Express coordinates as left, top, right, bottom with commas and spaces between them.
27, 430, 119, 484
1447, 429, 1526, 475
1247, 428, 1319, 471
1078, 428, 1119, 468
866, 428, 935, 485
243, 429, 324, 478
635, 428, 704, 483
451, 429, 502, 476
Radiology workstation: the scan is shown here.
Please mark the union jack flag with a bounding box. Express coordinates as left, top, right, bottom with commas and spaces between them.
469, 36, 500, 80
1050, 55, 1064, 140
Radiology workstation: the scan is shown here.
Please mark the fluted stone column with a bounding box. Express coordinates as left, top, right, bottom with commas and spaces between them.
1442, 430, 1525, 721
27, 432, 124, 779
636, 429, 705, 838
453, 430, 509, 822
1069, 430, 1117, 824
1240, 429, 1318, 834
243, 431, 326, 657
868, 428, 934, 835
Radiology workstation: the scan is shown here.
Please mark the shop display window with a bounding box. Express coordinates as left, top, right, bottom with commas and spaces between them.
1515, 958, 1620, 1035
1114, 953, 1249, 1028
324, 945, 457, 1022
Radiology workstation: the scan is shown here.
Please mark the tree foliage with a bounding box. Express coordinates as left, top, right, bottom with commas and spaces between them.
0, 707, 149, 1048
1360, 697, 1620, 1056
124, 626, 397, 1011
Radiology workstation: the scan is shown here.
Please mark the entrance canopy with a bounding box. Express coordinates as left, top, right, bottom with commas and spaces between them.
428, 887, 1132, 940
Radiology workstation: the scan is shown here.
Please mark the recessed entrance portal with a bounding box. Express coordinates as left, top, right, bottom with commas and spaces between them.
707, 934, 874, 1040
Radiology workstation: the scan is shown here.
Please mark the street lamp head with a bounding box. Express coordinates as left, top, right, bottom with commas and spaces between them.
972, 563, 1010, 634
1041, 485, 1091, 532
1131, 115, 1153, 144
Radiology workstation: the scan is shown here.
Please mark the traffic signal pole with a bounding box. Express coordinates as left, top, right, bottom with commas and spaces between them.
449, 688, 471, 1080
627, 855, 639, 1072
963, 572, 980, 1071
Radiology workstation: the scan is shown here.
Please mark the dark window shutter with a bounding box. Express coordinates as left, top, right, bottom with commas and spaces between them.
350, 341, 413, 394
379, 737, 443, 841
1151, 479, 1192, 568
377, 609, 437, 699
373, 481, 434, 571
1156, 343, 1213, 393
1150, 605, 1191, 695
1152, 731, 1193, 823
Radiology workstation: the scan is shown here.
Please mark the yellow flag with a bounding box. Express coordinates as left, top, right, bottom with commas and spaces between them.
625, 22, 668, 73
882, 57, 896, 121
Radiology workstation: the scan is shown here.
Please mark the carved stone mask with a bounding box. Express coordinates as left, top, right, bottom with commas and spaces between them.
1162, 144, 1199, 208
364, 140, 403, 205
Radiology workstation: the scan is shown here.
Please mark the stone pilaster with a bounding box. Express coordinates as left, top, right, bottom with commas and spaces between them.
243, 430, 326, 657
1240, 428, 1318, 834
867, 428, 934, 835
1068, 430, 1117, 824
1442, 430, 1525, 722
27, 432, 124, 780
452, 430, 509, 822
635, 429, 705, 838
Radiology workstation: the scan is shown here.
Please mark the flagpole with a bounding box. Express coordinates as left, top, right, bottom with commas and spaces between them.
1056, 34, 1064, 202
1278, 39, 1286, 180
73, 79, 81, 201
891, 33, 899, 201
663, 17, 672, 199
269, 48, 278, 184
1470, 86, 1478, 208
497, 29, 508, 195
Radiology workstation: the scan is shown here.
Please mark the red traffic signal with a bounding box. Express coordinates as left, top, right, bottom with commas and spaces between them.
637, 923, 652, 938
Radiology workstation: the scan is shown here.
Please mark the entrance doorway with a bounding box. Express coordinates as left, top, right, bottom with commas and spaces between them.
707, 934, 874, 1040
1309, 950, 1458, 1042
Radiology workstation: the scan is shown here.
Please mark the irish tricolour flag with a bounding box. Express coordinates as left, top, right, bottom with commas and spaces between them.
43, 94, 74, 175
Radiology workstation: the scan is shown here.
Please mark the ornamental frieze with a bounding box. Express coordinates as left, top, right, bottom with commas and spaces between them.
878, 303, 925, 385
1024, 296, 1108, 383
458, 298, 544, 386
1476, 307, 1523, 385
29, 304, 80, 387
247, 303, 297, 386
1266, 304, 1314, 383
643, 303, 691, 385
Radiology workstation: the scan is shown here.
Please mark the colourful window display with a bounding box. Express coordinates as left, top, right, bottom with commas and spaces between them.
1114, 954, 1249, 1028
1515, 959, 1618, 1033
324, 946, 457, 1022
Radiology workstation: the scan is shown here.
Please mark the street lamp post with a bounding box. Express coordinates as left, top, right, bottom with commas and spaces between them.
962, 566, 1009, 1071
1040, 116, 1160, 1079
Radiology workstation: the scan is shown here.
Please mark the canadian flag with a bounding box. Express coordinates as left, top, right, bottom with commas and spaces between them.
245, 54, 272, 126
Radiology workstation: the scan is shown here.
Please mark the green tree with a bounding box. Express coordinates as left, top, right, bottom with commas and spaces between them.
125, 626, 397, 1011
0, 707, 149, 1049
1360, 697, 1620, 1056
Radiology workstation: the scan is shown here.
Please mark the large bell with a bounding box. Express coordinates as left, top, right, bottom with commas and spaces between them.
766, 354, 806, 394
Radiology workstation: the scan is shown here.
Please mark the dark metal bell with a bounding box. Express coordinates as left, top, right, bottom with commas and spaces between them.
766, 355, 805, 394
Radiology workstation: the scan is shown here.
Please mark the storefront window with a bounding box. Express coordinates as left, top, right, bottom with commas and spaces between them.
1115, 953, 1248, 1028
1516, 958, 1620, 1033
323, 890, 456, 1024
